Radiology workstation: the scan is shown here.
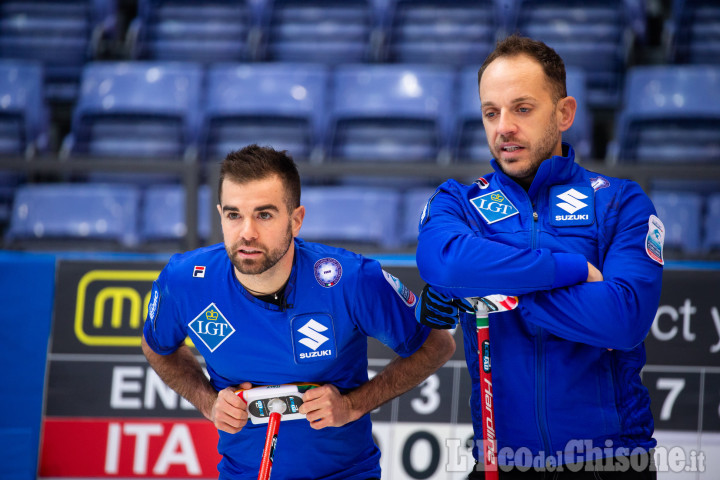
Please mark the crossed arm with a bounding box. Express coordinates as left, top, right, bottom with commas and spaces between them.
141, 328, 454, 433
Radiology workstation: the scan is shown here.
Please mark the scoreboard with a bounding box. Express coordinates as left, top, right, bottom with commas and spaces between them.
37, 260, 719, 479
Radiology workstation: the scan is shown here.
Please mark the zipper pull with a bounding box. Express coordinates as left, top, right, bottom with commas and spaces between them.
533, 211, 539, 222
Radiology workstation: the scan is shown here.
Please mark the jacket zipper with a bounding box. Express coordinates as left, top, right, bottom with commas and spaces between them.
530, 201, 553, 462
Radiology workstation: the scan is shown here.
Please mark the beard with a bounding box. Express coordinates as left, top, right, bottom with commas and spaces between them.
226, 223, 294, 276
491, 112, 561, 183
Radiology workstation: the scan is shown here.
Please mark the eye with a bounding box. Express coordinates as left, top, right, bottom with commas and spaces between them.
483, 111, 496, 119
517, 107, 530, 113
227, 212, 240, 220
258, 211, 273, 220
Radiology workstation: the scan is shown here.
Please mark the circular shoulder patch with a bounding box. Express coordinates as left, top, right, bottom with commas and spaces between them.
314, 258, 342, 287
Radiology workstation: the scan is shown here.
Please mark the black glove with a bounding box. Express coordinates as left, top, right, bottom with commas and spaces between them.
415, 284, 474, 329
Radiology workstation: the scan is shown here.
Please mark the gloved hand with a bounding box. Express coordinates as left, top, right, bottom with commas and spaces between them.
415, 284, 474, 329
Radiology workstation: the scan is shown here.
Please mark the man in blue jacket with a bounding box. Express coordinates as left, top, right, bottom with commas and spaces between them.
415, 35, 664, 478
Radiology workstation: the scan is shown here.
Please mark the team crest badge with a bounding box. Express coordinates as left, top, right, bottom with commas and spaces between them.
314, 258, 342, 287
590, 176, 610, 191
188, 303, 235, 352
470, 190, 519, 224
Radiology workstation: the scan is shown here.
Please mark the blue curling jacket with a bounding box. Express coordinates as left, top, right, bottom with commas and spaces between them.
416, 144, 664, 467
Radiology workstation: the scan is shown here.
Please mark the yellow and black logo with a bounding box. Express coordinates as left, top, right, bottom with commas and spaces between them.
74, 270, 160, 347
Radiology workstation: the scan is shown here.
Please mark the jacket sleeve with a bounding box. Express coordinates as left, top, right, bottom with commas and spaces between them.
142, 257, 186, 355
416, 182, 588, 298
351, 258, 431, 358
519, 182, 663, 350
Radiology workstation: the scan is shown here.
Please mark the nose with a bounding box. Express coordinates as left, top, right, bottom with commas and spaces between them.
239, 218, 259, 242
496, 111, 517, 137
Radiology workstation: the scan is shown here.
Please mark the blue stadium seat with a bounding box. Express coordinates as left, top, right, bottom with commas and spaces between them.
127, 0, 256, 62
563, 67, 593, 160
6, 183, 140, 247
0, 172, 22, 227
61, 61, 203, 159
0, 0, 116, 102
262, 0, 376, 63
612, 66, 720, 164
454, 65, 486, 162
400, 187, 436, 245
650, 191, 703, 254
385, 0, 497, 65
508, 0, 636, 107
704, 193, 720, 252
454, 66, 592, 161
0, 60, 49, 157
328, 64, 455, 162
650, 179, 720, 198
300, 186, 401, 248
668, 0, 720, 64
202, 63, 328, 162
141, 184, 211, 242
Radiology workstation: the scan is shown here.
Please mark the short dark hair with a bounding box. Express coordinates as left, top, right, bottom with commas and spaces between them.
478, 34, 567, 103
218, 144, 301, 212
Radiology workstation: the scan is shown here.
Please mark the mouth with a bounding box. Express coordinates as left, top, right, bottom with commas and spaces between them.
237, 247, 263, 258
497, 143, 525, 159
499, 143, 524, 153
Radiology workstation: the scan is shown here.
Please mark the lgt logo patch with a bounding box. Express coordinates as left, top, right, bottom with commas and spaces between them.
188, 303, 235, 352
470, 190, 519, 224
291, 314, 337, 363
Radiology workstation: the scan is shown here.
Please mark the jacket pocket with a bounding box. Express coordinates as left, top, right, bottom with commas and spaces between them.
546, 344, 622, 448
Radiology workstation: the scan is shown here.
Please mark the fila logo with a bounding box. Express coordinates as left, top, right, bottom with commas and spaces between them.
556, 188, 588, 214
297, 319, 329, 351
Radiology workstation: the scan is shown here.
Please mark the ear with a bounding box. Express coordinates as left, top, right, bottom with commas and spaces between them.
291, 205, 305, 236
556, 96, 577, 133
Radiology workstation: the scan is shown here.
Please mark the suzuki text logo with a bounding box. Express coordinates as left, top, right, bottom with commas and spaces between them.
297, 319, 329, 351
550, 185, 594, 226
556, 188, 588, 214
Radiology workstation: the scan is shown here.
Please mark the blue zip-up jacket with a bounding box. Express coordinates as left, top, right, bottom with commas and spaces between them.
416, 144, 664, 467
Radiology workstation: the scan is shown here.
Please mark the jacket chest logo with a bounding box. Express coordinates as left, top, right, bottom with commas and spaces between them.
550, 186, 595, 226
470, 189, 519, 224
291, 313, 337, 363
188, 303, 235, 352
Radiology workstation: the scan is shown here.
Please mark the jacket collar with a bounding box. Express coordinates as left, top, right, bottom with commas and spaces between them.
490, 143, 579, 200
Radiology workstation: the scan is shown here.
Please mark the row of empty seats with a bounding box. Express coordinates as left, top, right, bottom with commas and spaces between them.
5, 183, 211, 248
1, 0, 718, 107
0, 0, 116, 102
4, 183, 435, 250
3, 59, 720, 164
666, 0, 720, 65
651, 189, 720, 255
6, 182, 720, 254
